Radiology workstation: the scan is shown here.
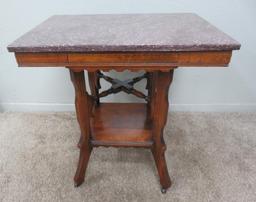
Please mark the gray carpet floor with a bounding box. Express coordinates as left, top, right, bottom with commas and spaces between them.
0, 112, 256, 202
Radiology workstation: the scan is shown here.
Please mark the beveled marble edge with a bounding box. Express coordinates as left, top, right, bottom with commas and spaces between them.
7, 43, 240, 53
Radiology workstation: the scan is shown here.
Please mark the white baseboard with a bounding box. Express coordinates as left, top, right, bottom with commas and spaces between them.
0, 103, 75, 112
170, 103, 256, 112
1, 102, 256, 112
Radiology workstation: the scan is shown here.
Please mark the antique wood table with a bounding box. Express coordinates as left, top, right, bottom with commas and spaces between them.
8, 13, 240, 193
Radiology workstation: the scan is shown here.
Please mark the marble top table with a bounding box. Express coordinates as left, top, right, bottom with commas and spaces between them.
8, 13, 240, 193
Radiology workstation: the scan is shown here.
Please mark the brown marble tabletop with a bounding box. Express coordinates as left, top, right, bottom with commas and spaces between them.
7, 13, 240, 53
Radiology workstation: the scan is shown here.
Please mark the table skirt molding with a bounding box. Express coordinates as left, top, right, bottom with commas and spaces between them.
14, 51, 232, 70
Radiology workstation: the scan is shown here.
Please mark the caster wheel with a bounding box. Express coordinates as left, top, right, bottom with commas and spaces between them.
161, 188, 167, 194
74, 180, 83, 187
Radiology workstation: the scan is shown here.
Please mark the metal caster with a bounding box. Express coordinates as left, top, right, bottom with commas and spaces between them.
74, 183, 79, 187
74, 180, 83, 187
161, 188, 167, 194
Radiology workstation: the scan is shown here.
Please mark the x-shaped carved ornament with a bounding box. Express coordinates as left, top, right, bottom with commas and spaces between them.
97, 72, 149, 101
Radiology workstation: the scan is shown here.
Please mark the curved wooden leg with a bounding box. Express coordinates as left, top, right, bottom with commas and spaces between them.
88, 70, 100, 106
69, 69, 92, 187
151, 70, 174, 193
74, 140, 91, 187
152, 146, 171, 193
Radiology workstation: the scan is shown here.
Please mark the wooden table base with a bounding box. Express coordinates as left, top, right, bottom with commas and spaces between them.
69, 68, 174, 193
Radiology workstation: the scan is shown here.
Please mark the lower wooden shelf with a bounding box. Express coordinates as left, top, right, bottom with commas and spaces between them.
90, 103, 153, 148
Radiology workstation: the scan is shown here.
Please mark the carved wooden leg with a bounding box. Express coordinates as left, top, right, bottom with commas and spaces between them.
69, 69, 92, 187
88, 70, 100, 106
151, 70, 174, 193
